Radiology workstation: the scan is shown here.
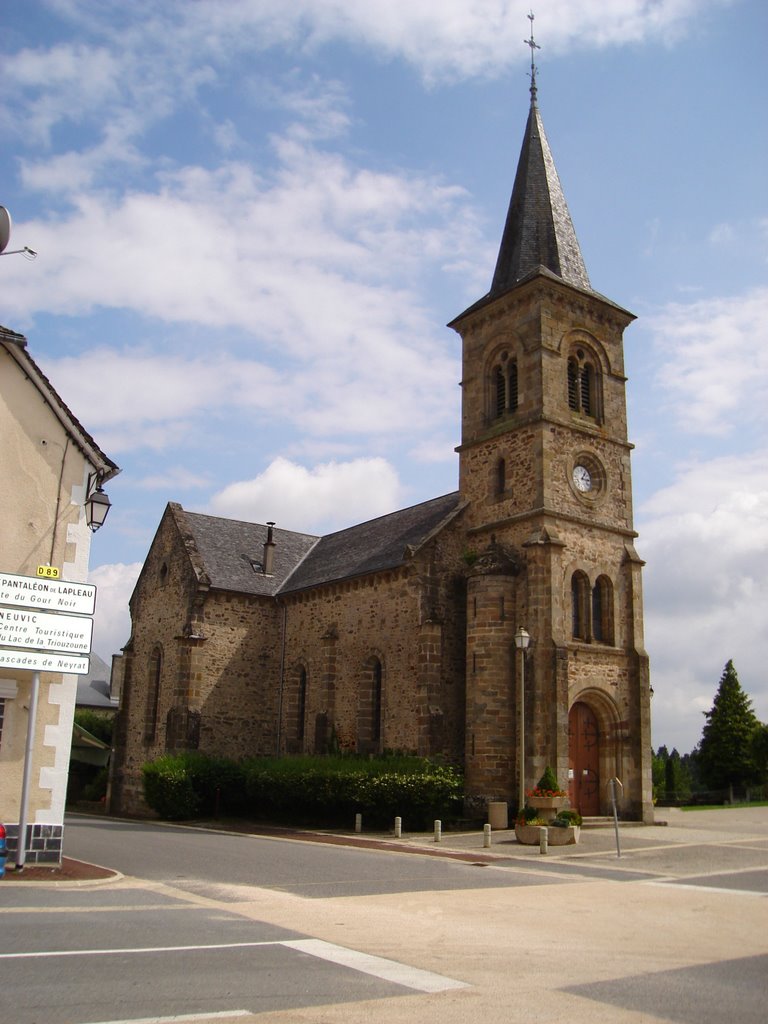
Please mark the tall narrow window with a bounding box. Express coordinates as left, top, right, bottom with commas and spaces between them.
580, 364, 593, 416
494, 366, 506, 417
592, 576, 614, 645
297, 668, 307, 743
567, 349, 600, 421
571, 572, 589, 640
567, 358, 579, 410
372, 659, 382, 743
508, 360, 518, 411
496, 457, 506, 496
145, 647, 162, 742
491, 356, 519, 419
358, 656, 383, 752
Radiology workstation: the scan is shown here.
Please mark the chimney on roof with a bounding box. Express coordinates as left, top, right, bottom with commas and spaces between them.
263, 522, 276, 576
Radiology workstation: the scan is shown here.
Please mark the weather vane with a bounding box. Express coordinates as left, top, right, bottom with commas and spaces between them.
524, 11, 540, 104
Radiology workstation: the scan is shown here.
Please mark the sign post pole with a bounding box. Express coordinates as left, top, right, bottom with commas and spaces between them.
15, 670, 40, 871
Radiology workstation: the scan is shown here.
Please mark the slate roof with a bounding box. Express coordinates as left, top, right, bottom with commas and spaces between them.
179, 509, 318, 598
281, 491, 464, 594
174, 492, 464, 600
76, 653, 118, 709
490, 97, 591, 296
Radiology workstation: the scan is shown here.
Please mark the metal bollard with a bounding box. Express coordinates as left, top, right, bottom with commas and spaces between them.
539, 826, 548, 854
483, 823, 491, 848
394, 816, 402, 838
434, 819, 442, 843
355, 813, 362, 834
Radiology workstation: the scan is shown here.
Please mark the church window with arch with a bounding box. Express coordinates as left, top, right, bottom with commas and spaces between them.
571, 571, 589, 640
358, 655, 383, 752
490, 352, 518, 419
592, 575, 614, 645
567, 348, 601, 421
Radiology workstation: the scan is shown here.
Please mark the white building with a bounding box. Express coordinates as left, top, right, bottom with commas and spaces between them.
0, 324, 118, 865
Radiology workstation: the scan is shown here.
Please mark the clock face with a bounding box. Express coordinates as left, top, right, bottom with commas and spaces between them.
572, 465, 592, 492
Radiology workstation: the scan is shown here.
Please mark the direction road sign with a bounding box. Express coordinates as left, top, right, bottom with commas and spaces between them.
0, 571, 96, 616
0, 648, 90, 675
0, 606, 92, 655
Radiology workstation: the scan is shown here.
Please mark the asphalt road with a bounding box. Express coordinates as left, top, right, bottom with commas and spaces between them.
2, 811, 767, 1024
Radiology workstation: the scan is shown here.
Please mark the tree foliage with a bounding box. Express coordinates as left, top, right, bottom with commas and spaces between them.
652, 746, 693, 803
697, 660, 759, 791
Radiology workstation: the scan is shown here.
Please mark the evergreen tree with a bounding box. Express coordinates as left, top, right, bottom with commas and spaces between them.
697, 660, 759, 792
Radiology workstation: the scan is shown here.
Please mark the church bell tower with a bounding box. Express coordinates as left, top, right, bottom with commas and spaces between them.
451, 23, 653, 821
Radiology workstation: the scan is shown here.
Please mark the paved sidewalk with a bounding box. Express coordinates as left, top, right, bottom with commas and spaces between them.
308, 804, 768, 885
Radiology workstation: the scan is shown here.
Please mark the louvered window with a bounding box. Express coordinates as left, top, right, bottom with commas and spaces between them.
492, 358, 519, 419
568, 358, 579, 410
494, 366, 506, 416
568, 350, 600, 421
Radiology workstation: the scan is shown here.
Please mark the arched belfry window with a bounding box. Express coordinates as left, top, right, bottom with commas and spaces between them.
567, 349, 601, 421
491, 352, 518, 420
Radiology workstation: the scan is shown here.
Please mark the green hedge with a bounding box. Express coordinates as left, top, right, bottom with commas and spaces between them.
141, 752, 462, 827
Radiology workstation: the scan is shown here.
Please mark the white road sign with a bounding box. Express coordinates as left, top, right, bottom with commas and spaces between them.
0, 606, 92, 655
0, 648, 90, 675
0, 571, 96, 615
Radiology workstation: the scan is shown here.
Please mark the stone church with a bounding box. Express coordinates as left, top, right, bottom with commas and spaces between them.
110, 76, 654, 822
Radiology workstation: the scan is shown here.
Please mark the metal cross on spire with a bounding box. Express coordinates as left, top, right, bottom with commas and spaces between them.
525, 11, 541, 105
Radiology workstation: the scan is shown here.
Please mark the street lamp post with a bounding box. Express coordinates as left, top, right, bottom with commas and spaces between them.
514, 626, 531, 812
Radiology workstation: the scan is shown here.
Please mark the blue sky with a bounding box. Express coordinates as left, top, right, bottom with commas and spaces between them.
2, 0, 766, 754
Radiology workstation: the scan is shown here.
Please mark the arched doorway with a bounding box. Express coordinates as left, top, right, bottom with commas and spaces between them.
569, 701, 600, 816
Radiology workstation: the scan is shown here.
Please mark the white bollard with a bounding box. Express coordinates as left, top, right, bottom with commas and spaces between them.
355, 813, 362, 834
483, 823, 492, 848
434, 819, 442, 843
539, 826, 548, 854
394, 816, 402, 838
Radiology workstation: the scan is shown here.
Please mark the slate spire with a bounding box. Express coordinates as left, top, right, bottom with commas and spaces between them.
490, 21, 591, 295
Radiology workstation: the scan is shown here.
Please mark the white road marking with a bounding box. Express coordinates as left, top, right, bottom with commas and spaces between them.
84, 1014, 250, 1024
2, 937, 470, 995
283, 938, 469, 992
0, 941, 278, 959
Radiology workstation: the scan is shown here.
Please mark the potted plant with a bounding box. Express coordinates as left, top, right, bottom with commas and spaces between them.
526, 766, 567, 822
515, 769, 581, 845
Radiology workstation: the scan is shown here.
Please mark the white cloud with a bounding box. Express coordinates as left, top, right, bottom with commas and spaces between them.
88, 561, 142, 660
639, 451, 768, 752
209, 455, 402, 533
1, 0, 724, 163
649, 287, 768, 436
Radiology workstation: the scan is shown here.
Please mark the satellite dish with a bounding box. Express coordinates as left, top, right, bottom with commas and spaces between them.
0, 207, 11, 255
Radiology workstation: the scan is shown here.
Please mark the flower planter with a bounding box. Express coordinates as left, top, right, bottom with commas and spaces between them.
527, 795, 567, 822
514, 823, 580, 846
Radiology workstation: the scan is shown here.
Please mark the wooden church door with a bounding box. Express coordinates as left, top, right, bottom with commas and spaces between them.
569, 702, 600, 816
